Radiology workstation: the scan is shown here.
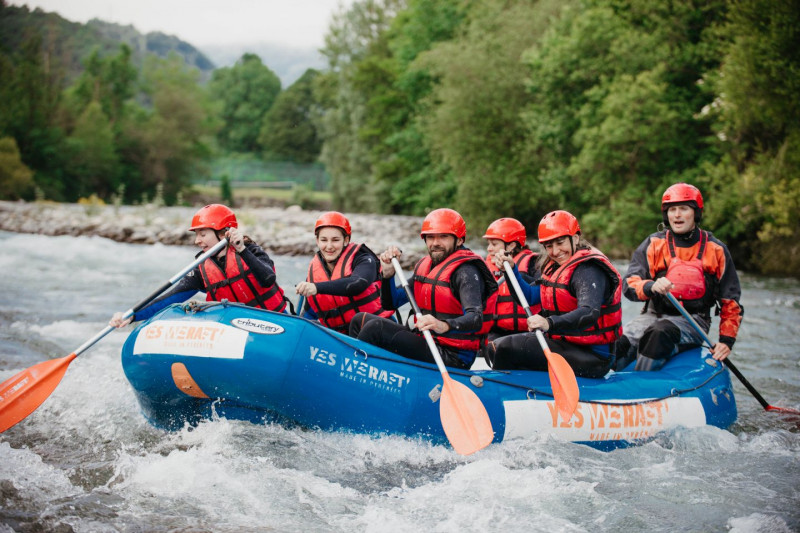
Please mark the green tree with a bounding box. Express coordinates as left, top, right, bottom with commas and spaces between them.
707, 0, 800, 273
68, 44, 137, 125
316, 0, 405, 212
65, 101, 119, 198
0, 136, 35, 200
2, 32, 68, 199
418, 0, 566, 232
121, 54, 213, 203
209, 53, 281, 152
259, 68, 321, 163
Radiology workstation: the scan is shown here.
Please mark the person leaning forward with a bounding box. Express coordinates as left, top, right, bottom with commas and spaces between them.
484, 210, 623, 379
349, 208, 498, 369
621, 182, 743, 371
109, 204, 287, 328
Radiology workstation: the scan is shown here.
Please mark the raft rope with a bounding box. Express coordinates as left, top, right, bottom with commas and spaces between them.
176, 300, 729, 407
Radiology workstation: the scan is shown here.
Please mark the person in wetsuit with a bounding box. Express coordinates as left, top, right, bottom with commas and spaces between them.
296, 211, 393, 335
349, 208, 498, 369
109, 204, 286, 327
484, 210, 622, 378
621, 183, 743, 371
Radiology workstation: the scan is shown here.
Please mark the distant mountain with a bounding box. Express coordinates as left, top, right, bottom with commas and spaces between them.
0, 4, 215, 81
87, 19, 215, 73
200, 42, 326, 87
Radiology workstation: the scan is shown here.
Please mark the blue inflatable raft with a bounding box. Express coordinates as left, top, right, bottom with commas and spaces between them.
121, 302, 737, 451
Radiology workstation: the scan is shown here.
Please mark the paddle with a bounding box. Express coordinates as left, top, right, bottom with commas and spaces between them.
665, 292, 800, 416
390, 257, 493, 455
502, 261, 580, 422
0, 238, 230, 433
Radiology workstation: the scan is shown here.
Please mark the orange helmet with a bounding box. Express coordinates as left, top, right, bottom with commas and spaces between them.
662, 182, 703, 223
314, 211, 351, 236
189, 204, 237, 231
662, 182, 703, 210
538, 210, 580, 243
420, 208, 466, 240
483, 218, 526, 247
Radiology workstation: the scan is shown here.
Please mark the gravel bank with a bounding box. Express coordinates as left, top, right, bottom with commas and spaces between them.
0, 201, 431, 268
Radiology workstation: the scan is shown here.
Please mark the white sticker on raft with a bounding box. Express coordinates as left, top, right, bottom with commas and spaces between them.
133, 320, 248, 359
503, 396, 706, 443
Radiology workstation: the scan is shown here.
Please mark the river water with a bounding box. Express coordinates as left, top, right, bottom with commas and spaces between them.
0, 231, 798, 532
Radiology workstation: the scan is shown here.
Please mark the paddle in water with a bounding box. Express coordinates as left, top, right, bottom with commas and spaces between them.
502, 261, 579, 422
0, 238, 229, 433
390, 257, 493, 455
665, 292, 800, 417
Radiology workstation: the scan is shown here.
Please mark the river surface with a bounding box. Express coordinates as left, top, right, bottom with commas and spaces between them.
0, 231, 798, 532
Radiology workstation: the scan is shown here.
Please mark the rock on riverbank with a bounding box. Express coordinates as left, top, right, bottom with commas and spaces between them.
0, 201, 430, 268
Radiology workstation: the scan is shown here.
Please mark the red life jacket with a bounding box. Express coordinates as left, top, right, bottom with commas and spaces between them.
413, 249, 498, 351
494, 249, 541, 332
666, 229, 707, 301
199, 245, 286, 312
539, 248, 622, 345
484, 256, 501, 279
306, 243, 393, 332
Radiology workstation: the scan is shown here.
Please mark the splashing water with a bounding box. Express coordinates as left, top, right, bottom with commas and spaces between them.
1, 231, 798, 532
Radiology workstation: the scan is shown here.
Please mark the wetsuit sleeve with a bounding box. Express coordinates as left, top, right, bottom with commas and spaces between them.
132, 270, 205, 321
623, 236, 656, 301
713, 239, 743, 348
502, 263, 542, 308
548, 262, 608, 333
313, 247, 379, 296
239, 243, 277, 287
444, 263, 486, 333
380, 274, 409, 310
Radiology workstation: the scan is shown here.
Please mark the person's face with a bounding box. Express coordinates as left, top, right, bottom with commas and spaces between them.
667, 204, 696, 234
425, 233, 459, 265
486, 238, 511, 257
316, 227, 349, 265
194, 228, 223, 256
542, 235, 577, 265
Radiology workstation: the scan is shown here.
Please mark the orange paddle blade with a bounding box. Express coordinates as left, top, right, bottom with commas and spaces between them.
439, 376, 494, 455
543, 348, 579, 422
0, 353, 77, 433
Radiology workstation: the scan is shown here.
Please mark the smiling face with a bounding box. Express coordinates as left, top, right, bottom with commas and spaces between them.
194, 228, 224, 257
316, 226, 349, 265
541, 235, 577, 265
425, 233, 460, 266
667, 204, 696, 234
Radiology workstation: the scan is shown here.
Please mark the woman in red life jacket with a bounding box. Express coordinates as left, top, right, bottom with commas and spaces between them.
484, 210, 623, 378
295, 211, 393, 335
621, 183, 743, 371
109, 204, 286, 327
482, 218, 541, 338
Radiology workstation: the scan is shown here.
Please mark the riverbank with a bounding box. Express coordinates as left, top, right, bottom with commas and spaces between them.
0, 201, 429, 268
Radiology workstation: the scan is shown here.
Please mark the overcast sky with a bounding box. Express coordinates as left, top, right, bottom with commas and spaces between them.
9, 0, 352, 49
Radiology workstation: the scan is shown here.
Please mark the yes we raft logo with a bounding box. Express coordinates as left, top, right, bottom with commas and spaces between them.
309, 346, 411, 394
133, 320, 249, 359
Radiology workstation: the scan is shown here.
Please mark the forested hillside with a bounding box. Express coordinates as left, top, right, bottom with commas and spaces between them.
1, 0, 798, 276
314, 0, 799, 275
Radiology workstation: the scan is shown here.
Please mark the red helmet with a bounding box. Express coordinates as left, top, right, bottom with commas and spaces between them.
483, 218, 526, 247
189, 204, 237, 231
314, 211, 351, 236
538, 210, 580, 243
662, 183, 704, 210
420, 208, 466, 240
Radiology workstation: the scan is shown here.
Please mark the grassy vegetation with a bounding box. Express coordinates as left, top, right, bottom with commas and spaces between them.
191, 184, 332, 210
